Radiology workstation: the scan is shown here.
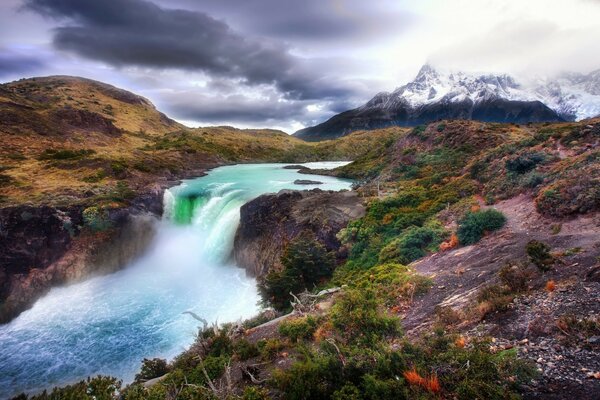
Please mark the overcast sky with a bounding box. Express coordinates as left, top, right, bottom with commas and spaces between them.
1, 0, 599, 132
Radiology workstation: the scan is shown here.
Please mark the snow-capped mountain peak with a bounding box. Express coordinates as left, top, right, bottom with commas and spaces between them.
376, 65, 600, 121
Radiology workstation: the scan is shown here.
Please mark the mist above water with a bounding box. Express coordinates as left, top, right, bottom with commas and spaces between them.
0, 162, 351, 398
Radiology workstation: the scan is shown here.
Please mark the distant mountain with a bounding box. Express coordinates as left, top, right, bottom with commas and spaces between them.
295, 65, 600, 141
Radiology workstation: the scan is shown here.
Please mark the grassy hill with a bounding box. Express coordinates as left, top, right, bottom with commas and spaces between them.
0, 76, 403, 207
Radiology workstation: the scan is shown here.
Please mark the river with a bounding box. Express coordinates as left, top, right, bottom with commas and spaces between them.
0, 162, 352, 398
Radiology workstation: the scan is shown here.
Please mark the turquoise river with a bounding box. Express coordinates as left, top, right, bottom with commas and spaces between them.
0, 162, 352, 398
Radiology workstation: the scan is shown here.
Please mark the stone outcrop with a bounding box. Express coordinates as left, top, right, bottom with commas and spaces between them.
0, 194, 163, 324
233, 189, 365, 277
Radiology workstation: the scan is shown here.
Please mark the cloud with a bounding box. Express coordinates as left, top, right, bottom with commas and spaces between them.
23, 0, 357, 101
160, 0, 414, 43
0, 49, 45, 77
147, 78, 354, 132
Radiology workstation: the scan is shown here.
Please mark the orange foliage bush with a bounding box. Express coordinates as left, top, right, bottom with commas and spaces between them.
404, 368, 442, 393
403, 368, 426, 387
440, 233, 459, 251
426, 375, 441, 393
455, 336, 466, 348
382, 213, 395, 224
313, 321, 333, 342
545, 280, 556, 292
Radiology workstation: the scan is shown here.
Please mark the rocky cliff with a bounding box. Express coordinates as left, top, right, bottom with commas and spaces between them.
0, 196, 161, 323
233, 189, 365, 277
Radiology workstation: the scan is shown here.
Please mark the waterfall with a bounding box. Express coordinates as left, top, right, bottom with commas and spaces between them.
0, 162, 352, 398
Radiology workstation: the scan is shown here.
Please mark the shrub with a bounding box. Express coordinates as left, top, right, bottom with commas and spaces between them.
330, 289, 400, 345
378, 224, 446, 264
242, 387, 271, 400
279, 316, 318, 343
336, 263, 431, 306
257, 338, 284, 360
526, 240, 554, 271
476, 285, 514, 317
19, 376, 121, 400
233, 339, 260, 361
457, 209, 506, 245
505, 152, 545, 174
82, 206, 112, 231
535, 176, 600, 217
498, 262, 530, 292
134, 358, 169, 383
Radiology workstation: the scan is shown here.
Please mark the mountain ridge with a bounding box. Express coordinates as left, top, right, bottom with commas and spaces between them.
295, 65, 600, 141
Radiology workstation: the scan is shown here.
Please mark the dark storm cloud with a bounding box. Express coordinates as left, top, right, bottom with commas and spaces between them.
164, 0, 413, 42
169, 95, 305, 124
0, 50, 44, 77
23, 0, 355, 101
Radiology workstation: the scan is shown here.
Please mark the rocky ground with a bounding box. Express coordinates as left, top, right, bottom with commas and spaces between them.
400, 194, 600, 398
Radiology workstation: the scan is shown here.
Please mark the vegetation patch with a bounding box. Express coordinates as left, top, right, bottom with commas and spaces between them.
38, 148, 96, 161
457, 209, 506, 245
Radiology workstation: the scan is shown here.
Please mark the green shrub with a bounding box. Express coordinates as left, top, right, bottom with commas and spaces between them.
38, 148, 95, 161
82, 206, 112, 231
476, 285, 514, 316
110, 160, 128, 176
242, 387, 271, 400
257, 338, 284, 360
330, 289, 400, 345
335, 263, 431, 306
505, 152, 545, 174
279, 316, 318, 343
233, 339, 260, 361
134, 358, 169, 383
526, 240, 554, 271
457, 209, 506, 245
535, 175, 600, 217
378, 224, 446, 264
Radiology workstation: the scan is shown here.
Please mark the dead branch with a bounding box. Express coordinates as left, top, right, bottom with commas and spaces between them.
182, 311, 208, 331
306, 286, 342, 298
326, 338, 346, 366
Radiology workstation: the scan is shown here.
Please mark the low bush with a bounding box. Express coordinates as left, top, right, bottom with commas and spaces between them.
15, 376, 121, 400
476, 285, 514, 318
535, 175, 600, 217
498, 262, 530, 292
279, 316, 318, 343
378, 224, 446, 264
233, 339, 260, 361
82, 206, 112, 231
330, 289, 400, 345
505, 152, 546, 174
257, 338, 285, 360
457, 209, 506, 245
335, 263, 431, 306
526, 240, 554, 271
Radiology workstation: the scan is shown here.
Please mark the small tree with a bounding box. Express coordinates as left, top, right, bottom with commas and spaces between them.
134, 358, 169, 383
260, 232, 335, 310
